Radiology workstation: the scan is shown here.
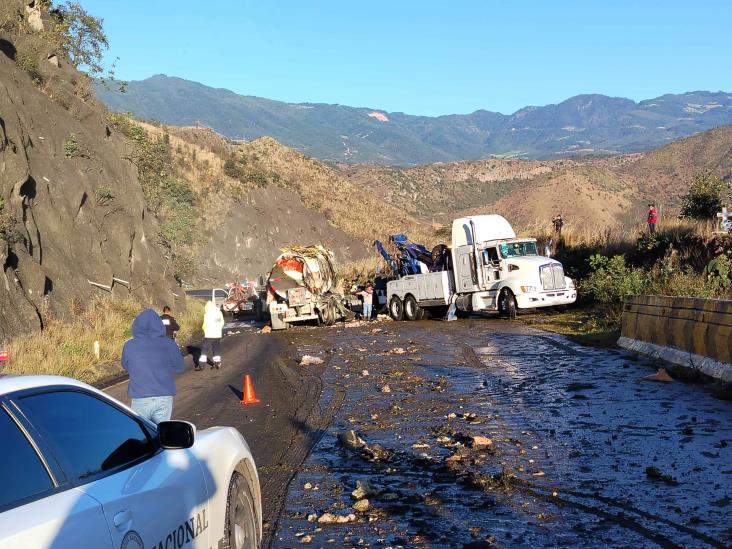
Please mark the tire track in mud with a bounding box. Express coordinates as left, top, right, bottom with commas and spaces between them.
260, 352, 346, 548
459, 344, 726, 548
517, 482, 728, 549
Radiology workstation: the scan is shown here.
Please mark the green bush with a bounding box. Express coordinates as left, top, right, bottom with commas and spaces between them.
63, 134, 79, 158
95, 185, 114, 205
15, 45, 42, 84
705, 253, 732, 291
223, 158, 244, 180
581, 254, 647, 306
680, 172, 730, 220
53, 1, 108, 77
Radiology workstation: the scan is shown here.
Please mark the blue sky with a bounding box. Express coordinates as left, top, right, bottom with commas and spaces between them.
79, 0, 731, 116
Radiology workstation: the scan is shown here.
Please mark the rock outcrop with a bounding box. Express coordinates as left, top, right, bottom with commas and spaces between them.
0, 6, 180, 338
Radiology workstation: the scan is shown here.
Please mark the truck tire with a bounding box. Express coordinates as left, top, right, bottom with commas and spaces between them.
389, 296, 404, 321
499, 289, 517, 320
404, 295, 420, 321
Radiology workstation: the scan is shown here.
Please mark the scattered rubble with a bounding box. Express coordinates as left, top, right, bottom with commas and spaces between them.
300, 355, 324, 366
337, 430, 366, 451
642, 368, 674, 382
381, 384, 392, 394
260, 325, 272, 334
351, 480, 373, 500
337, 430, 393, 462
353, 499, 371, 512
645, 466, 678, 485
318, 512, 357, 524
388, 347, 407, 355
470, 435, 494, 450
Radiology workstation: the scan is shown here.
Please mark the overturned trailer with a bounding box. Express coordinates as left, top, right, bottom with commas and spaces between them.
267, 245, 351, 330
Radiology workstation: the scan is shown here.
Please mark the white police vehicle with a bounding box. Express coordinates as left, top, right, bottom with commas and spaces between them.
0, 375, 261, 549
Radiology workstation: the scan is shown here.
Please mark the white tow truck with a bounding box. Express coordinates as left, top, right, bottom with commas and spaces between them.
387, 215, 576, 320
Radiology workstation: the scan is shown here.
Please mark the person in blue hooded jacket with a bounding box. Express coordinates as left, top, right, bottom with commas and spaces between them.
122, 308, 186, 423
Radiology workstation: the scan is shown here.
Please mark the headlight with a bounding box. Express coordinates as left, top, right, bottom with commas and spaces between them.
567, 278, 575, 289
520, 286, 537, 293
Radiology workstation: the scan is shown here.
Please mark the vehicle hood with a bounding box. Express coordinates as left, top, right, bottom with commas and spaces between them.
504, 255, 561, 268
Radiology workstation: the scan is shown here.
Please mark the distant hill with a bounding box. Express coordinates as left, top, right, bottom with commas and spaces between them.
96, 75, 732, 165
339, 125, 732, 229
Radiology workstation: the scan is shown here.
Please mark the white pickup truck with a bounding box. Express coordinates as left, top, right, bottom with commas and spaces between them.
387, 214, 576, 320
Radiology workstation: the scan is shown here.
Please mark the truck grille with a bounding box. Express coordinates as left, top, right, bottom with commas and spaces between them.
540, 264, 566, 290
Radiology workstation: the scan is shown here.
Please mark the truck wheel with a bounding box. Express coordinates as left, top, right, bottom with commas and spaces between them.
389, 296, 404, 321
499, 289, 517, 320
404, 295, 419, 321
222, 472, 258, 549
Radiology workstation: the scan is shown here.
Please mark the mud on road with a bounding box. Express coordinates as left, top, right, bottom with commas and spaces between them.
271, 318, 732, 548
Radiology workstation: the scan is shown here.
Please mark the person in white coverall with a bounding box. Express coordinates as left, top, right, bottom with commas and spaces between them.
197, 300, 225, 371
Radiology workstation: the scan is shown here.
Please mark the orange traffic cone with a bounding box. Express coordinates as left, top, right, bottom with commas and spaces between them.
241, 374, 260, 405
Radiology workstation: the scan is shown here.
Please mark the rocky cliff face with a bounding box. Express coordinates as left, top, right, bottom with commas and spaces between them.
0, 10, 180, 339
192, 185, 369, 285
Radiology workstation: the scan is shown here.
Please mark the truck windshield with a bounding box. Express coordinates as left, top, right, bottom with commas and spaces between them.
499, 241, 538, 258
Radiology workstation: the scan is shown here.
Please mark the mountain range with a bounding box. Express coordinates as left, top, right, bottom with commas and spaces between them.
95, 75, 732, 165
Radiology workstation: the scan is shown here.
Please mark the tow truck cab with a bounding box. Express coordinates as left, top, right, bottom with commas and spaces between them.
451, 215, 576, 313
386, 215, 576, 319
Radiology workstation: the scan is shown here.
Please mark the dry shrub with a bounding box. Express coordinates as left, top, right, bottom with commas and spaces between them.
2, 296, 202, 384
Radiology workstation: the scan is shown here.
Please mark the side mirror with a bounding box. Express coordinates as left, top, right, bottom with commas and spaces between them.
158, 420, 195, 449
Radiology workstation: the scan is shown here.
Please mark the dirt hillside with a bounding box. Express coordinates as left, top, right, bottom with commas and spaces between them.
339, 126, 732, 229
134, 122, 434, 284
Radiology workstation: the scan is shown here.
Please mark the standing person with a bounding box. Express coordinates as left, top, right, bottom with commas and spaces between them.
647, 203, 658, 234
122, 308, 186, 424
160, 305, 180, 339
552, 213, 564, 236
359, 283, 374, 321
198, 300, 225, 370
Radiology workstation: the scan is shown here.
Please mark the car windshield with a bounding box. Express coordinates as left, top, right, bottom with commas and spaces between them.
499, 241, 537, 258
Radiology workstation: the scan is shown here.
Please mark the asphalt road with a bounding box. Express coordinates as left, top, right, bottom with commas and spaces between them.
107, 317, 732, 548
105, 320, 333, 547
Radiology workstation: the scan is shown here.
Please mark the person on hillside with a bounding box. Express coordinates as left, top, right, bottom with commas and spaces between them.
199, 300, 225, 370
160, 305, 180, 339
647, 203, 658, 234
359, 283, 375, 321
552, 213, 564, 236
122, 308, 186, 424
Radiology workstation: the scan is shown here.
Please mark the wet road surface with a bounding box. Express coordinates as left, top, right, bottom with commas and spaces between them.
106, 318, 333, 547
106, 316, 731, 548
271, 318, 732, 548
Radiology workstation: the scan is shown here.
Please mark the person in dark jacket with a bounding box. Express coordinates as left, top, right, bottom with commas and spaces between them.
122, 308, 186, 423
160, 305, 180, 339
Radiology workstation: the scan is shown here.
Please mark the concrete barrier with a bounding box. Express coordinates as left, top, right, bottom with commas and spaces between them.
619, 295, 732, 382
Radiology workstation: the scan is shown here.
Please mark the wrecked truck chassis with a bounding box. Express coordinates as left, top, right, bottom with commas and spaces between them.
269, 292, 353, 330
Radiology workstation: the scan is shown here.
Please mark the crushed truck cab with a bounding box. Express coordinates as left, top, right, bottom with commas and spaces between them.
387, 215, 576, 320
